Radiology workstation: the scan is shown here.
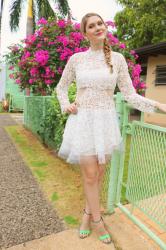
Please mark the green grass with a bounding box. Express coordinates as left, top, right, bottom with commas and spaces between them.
31, 161, 48, 168
51, 192, 59, 202
64, 215, 79, 225
34, 169, 47, 180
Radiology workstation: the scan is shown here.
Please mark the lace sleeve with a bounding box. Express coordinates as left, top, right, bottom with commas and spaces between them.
56, 54, 76, 113
117, 53, 158, 113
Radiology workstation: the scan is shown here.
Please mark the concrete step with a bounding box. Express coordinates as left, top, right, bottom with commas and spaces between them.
6, 213, 158, 250
6, 229, 115, 250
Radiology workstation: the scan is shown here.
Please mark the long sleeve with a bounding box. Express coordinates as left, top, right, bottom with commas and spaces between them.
117, 53, 158, 113
56, 54, 76, 113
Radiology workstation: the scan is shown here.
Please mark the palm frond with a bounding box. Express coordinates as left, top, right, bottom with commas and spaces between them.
36, 0, 56, 20
32, 0, 36, 32
0, 0, 4, 24
54, 0, 71, 17
0, 0, 4, 15
9, 0, 23, 31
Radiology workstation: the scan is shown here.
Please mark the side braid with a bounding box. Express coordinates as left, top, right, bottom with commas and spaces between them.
103, 38, 113, 73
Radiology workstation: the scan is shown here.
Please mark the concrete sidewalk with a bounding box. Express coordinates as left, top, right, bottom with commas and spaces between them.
5, 212, 160, 250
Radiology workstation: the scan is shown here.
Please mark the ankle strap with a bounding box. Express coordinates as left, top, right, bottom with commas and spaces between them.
83, 209, 91, 215
92, 217, 103, 224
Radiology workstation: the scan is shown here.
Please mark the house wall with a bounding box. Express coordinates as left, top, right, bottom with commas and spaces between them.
144, 55, 166, 127
0, 63, 6, 101
5, 67, 23, 96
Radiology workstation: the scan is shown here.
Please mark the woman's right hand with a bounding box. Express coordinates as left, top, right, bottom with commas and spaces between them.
64, 102, 78, 114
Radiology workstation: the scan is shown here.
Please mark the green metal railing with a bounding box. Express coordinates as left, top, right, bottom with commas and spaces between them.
107, 93, 166, 250
24, 96, 53, 134
9, 95, 24, 112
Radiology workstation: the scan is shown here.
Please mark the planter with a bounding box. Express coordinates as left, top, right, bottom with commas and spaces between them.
2, 99, 9, 111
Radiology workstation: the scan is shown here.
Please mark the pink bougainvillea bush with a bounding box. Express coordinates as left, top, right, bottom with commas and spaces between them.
5, 17, 146, 96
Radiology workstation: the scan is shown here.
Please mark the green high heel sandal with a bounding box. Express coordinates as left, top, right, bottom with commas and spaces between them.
79, 209, 92, 239
91, 217, 112, 244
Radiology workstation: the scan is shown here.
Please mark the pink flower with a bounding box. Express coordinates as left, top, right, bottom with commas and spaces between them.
37, 18, 48, 25
73, 23, 80, 30
11, 45, 19, 52
139, 82, 146, 89
74, 47, 86, 53
57, 19, 66, 28
25, 34, 36, 45
119, 43, 126, 49
130, 50, 136, 55
45, 79, 53, 85
48, 41, 56, 45
29, 79, 34, 84
44, 37, 49, 42
45, 66, 51, 74
56, 35, 69, 46
132, 64, 141, 77
40, 67, 55, 78
106, 21, 116, 28
35, 28, 43, 37
21, 51, 31, 60
70, 32, 84, 42
9, 74, 14, 79
45, 66, 53, 77
56, 47, 63, 53
57, 67, 63, 74
9, 66, 14, 70
80, 47, 89, 52
107, 33, 119, 44
127, 59, 135, 68
37, 43, 42, 48
60, 48, 73, 61
35, 50, 49, 66
130, 50, 139, 59
30, 67, 39, 76
134, 54, 139, 59
16, 78, 21, 84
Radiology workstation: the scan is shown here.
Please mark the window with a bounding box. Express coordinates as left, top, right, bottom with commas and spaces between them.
155, 65, 166, 85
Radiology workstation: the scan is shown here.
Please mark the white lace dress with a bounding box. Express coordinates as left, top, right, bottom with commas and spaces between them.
56, 48, 157, 165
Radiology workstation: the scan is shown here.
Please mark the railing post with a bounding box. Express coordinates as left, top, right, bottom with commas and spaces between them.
23, 96, 27, 126
107, 92, 124, 213
116, 102, 130, 204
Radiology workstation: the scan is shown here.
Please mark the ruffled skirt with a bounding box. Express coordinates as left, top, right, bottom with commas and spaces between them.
58, 108, 124, 165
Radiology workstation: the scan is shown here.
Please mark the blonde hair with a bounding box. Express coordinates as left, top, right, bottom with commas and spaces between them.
80, 13, 113, 73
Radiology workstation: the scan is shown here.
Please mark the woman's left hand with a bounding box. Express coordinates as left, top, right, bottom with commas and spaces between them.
156, 103, 166, 113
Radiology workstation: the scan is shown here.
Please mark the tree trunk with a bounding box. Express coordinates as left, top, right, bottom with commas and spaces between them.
24, 0, 33, 98
26, 0, 33, 36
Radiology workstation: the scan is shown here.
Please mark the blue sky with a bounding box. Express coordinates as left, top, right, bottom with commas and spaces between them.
1, 0, 122, 55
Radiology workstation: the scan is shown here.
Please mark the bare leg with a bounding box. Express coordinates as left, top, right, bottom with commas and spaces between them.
83, 159, 109, 224
98, 163, 106, 213
85, 157, 109, 213
79, 155, 111, 243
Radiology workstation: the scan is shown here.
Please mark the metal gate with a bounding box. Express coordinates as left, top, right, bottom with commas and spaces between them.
106, 93, 166, 249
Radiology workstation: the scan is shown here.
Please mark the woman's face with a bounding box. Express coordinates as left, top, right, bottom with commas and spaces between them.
84, 16, 107, 43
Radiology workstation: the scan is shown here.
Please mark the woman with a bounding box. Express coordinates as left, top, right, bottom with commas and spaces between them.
56, 13, 166, 244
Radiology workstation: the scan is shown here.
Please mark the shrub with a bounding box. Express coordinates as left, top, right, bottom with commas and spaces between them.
5, 17, 146, 96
